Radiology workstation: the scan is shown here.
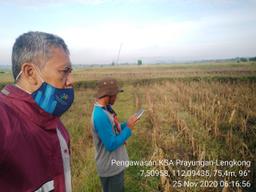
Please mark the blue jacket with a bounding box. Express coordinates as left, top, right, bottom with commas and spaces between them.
91, 103, 131, 177
92, 104, 131, 152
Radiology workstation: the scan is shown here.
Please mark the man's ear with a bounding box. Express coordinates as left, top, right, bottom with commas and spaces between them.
105, 96, 110, 105
21, 63, 40, 86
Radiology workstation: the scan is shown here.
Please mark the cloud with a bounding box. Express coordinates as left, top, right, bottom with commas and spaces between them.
0, 48, 11, 65
0, 0, 108, 7
1, 0, 255, 64
55, 20, 201, 63
59, 20, 198, 48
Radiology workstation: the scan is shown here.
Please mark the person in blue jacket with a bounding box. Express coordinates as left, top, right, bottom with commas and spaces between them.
91, 77, 137, 192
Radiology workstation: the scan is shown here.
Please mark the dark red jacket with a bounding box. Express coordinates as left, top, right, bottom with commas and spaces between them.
0, 84, 70, 192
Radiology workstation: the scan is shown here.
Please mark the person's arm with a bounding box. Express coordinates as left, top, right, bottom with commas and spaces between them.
94, 109, 131, 152
121, 122, 127, 130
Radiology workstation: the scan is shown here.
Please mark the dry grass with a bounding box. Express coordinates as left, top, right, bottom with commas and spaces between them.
136, 80, 256, 191
72, 63, 256, 82
62, 77, 255, 191
1, 62, 255, 191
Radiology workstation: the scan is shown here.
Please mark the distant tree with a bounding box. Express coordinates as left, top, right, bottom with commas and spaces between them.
137, 59, 142, 65
249, 57, 256, 61
111, 61, 115, 66
240, 57, 248, 62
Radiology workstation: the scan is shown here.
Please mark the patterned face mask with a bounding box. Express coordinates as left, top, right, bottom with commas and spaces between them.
16, 67, 74, 116
31, 82, 74, 116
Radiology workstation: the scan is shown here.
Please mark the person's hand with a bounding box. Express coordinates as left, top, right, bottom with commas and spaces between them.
127, 114, 138, 129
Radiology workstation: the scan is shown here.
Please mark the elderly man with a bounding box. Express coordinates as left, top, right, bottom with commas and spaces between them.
0, 32, 74, 191
91, 78, 138, 192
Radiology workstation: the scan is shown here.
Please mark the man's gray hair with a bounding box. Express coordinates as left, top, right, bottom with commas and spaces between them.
12, 31, 70, 81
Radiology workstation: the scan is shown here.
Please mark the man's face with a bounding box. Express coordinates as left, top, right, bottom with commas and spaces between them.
109, 95, 117, 105
39, 47, 73, 89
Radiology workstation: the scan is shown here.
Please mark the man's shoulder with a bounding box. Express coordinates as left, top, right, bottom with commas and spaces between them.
0, 93, 11, 112
93, 106, 107, 118
0, 91, 13, 113
0, 94, 20, 138
0, 92, 20, 121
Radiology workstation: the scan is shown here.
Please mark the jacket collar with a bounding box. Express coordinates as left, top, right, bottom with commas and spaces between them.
2, 84, 59, 129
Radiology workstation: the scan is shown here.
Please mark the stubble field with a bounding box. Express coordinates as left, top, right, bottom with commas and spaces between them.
0, 62, 255, 191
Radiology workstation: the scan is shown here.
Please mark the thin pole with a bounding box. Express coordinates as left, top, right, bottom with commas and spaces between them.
116, 43, 123, 65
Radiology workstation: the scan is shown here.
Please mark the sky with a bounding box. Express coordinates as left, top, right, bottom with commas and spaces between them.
0, 0, 256, 65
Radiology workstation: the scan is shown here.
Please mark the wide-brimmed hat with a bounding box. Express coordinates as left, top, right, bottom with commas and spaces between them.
95, 77, 124, 98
